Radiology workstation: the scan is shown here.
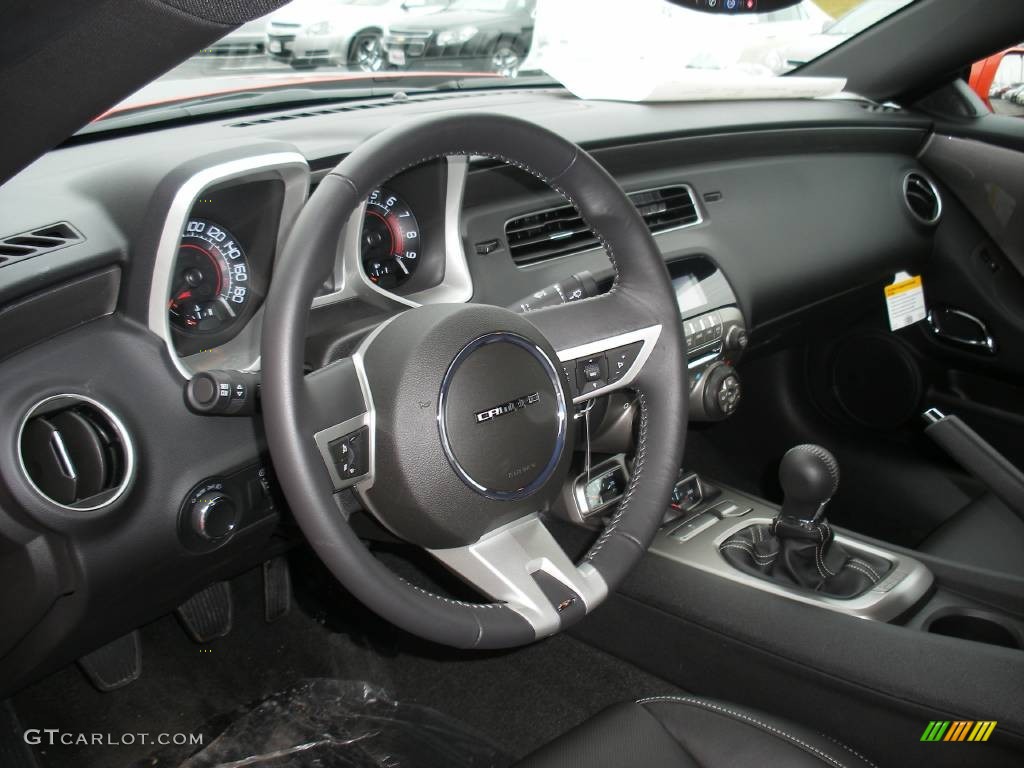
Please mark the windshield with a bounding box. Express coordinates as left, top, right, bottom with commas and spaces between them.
827, 0, 909, 35
95, 0, 915, 127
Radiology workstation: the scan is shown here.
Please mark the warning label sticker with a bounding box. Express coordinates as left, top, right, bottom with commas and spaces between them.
885, 272, 926, 331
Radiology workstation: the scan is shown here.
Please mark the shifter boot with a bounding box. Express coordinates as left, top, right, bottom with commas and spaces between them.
720, 519, 891, 598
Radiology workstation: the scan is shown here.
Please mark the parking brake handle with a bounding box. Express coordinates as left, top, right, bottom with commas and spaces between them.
923, 407, 1024, 521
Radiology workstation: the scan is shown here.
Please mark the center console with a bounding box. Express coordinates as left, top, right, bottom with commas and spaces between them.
650, 476, 934, 622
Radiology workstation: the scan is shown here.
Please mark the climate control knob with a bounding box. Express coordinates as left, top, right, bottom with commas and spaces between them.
703, 363, 742, 419
190, 492, 239, 541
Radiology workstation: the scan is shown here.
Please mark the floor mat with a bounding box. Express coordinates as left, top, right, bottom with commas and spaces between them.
169, 679, 509, 768
14, 556, 683, 768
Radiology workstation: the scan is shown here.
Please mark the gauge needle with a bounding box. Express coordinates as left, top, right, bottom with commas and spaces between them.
218, 297, 237, 318
396, 258, 410, 275
168, 289, 192, 308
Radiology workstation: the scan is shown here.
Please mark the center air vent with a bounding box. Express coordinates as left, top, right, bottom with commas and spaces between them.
903, 172, 942, 225
19, 395, 134, 511
505, 185, 701, 267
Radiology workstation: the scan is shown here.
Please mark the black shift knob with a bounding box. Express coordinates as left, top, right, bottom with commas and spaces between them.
779, 444, 839, 522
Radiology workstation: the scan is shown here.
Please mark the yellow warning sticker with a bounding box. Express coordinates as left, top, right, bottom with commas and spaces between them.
885, 272, 926, 331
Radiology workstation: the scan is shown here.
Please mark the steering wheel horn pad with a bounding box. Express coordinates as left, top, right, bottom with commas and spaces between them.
359, 303, 573, 549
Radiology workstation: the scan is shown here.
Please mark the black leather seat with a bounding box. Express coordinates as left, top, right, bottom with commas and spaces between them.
919, 492, 1024, 579
516, 696, 876, 768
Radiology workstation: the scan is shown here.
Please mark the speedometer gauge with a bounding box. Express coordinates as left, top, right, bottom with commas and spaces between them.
169, 218, 250, 334
361, 188, 420, 290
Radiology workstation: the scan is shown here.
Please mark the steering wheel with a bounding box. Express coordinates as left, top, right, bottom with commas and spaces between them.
261, 113, 687, 649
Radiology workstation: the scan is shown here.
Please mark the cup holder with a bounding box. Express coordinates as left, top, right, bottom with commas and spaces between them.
926, 610, 1023, 650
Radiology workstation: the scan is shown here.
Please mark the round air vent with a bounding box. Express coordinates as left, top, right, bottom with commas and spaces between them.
18, 395, 134, 510
903, 171, 942, 225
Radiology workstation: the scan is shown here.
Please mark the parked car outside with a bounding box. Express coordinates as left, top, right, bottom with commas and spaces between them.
266, 0, 450, 72
186, 16, 275, 72
969, 46, 1024, 115
385, 0, 535, 78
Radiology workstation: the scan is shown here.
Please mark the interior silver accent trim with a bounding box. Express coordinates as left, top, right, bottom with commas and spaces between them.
650, 515, 933, 623
17, 394, 136, 513
926, 307, 996, 354
429, 513, 609, 638
437, 332, 567, 501
316, 155, 474, 310
556, 324, 662, 404
902, 170, 942, 226
147, 152, 311, 379
503, 183, 705, 268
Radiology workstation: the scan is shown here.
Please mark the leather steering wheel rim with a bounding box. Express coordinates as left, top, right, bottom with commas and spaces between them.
261, 112, 687, 649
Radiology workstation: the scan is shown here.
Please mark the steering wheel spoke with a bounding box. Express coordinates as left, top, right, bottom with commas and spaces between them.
429, 514, 608, 639
304, 358, 374, 491
528, 295, 664, 404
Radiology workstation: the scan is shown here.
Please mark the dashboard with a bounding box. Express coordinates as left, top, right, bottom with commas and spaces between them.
0, 88, 940, 695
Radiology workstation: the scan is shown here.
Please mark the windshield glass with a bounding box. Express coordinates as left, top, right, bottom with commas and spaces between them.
95, 0, 915, 126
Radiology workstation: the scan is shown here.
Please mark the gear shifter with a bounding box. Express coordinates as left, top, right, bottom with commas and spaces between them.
719, 444, 891, 598
778, 444, 839, 523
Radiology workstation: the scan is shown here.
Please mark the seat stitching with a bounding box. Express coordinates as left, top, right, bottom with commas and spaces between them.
636, 696, 857, 768
824, 734, 879, 768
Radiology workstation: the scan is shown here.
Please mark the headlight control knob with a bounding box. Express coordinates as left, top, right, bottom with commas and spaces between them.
190, 492, 239, 541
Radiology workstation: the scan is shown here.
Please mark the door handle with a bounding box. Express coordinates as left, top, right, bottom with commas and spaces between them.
926, 306, 996, 354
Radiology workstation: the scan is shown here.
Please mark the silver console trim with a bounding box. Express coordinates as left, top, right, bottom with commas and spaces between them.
650, 514, 934, 623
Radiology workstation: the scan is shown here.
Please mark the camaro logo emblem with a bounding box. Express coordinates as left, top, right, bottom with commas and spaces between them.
475, 392, 541, 423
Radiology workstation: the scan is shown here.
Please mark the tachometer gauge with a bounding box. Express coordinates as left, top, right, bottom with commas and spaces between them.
361, 188, 420, 290
168, 218, 250, 334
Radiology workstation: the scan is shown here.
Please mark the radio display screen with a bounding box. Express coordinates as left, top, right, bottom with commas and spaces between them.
673, 273, 708, 314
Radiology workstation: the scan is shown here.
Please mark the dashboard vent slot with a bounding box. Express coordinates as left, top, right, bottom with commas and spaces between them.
19, 395, 133, 511
505, 185, 700, 266
0, 222, 83, 267
228, 90, 551, 128
903, 172, 941, 225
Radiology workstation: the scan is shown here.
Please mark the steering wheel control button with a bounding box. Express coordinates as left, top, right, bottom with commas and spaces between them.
439, 332, 567, 501
328, 427, 370, 479
575, 354, 608, 394
607, 342, 643, 384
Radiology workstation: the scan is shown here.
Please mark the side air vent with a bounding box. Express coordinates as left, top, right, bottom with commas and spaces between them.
19, 395, 134, 511
903, 172, 942, 225
505, 185, 701, 267
0, 222, 84, 268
